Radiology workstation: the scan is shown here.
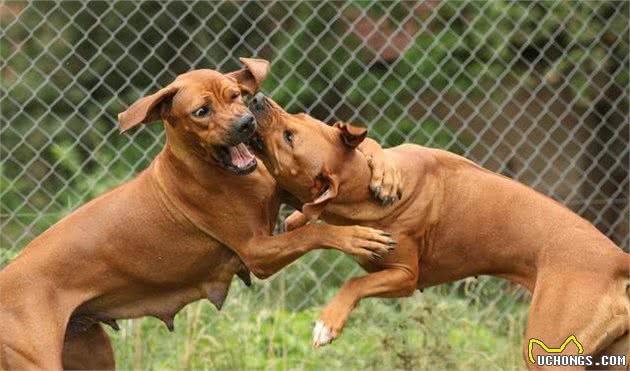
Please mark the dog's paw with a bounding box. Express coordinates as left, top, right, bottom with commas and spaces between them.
312, 320, 334, 348
366, 155, 402, 206
330, 225, 397, 260
284, 210, 308, 231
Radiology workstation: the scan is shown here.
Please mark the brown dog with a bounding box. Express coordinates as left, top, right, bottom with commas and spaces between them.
249, 93, 630, 369
0, 59, 400, 370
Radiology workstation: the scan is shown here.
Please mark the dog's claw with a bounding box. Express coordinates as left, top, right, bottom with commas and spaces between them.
313, 320, 333, 348
103, 319, 120, 331
237, 269, 252, 287
374, 186, 382, 198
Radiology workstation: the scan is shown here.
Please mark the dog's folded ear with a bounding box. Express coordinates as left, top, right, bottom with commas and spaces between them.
227, 57, 270, 96
334, 121, 368, 149
118, 85, 179, 133
302, 173, 340, 220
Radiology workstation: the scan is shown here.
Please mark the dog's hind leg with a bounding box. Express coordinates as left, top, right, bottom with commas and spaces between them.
0, 287, 72, 370
589, 332, 629, 370
62, 323, 115, 370
524, 271, 628, 370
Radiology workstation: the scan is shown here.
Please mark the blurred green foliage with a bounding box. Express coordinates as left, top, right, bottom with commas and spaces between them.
2, 1, 627, 250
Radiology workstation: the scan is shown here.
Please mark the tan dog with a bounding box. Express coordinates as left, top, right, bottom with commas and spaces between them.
249, 93, 630, 369
0, 59, 399, 370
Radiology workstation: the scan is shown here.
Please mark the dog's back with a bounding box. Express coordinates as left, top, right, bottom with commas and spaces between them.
331, 142, 627, 290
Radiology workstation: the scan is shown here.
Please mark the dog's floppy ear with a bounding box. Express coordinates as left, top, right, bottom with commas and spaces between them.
227, 57, 270, 96
302, 173, 339, 220
334, 121, 368, 149
118, 85, 179, 133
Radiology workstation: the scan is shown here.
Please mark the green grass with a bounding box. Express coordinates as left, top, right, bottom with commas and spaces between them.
108, 282, 529, 371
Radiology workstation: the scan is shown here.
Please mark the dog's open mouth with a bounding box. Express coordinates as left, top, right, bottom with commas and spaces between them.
215, 142, 257, 175
312, 174, 331, 199
249, 132, 265, 154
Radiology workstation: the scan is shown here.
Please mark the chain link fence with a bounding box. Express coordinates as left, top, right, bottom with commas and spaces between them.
1, 1, 628, 369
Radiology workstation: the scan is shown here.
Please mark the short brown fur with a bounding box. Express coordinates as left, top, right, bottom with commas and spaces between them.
0, 59, 399, 370
251, 95, 630, 370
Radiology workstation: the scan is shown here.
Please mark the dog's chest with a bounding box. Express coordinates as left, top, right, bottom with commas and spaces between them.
74, 239, 243, 330
72, 281, 236, 334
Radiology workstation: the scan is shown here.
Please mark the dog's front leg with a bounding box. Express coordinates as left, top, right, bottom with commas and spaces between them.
357, 137, 402, 204
284, 210, 309, 231
236, 223, 397, 279
312, 235, 418, 347
62, 323, 114, 370
312, 266, 418, 347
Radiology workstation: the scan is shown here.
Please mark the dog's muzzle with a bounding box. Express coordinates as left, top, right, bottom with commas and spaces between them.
213, 113, 258, 176
231, 113, 256, 143
249, 92, 269, 115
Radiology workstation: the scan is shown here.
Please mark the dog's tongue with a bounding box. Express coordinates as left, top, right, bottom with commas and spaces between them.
228, 143, 255, 169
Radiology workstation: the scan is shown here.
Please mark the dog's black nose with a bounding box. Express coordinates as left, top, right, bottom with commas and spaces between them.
251, 93, 266, 112
234, 113, 256, 134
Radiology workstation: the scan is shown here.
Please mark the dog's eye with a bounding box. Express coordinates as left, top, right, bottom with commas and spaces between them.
283, 130, 294, 146
193, 106, 210, 117
230, 91, 240, 101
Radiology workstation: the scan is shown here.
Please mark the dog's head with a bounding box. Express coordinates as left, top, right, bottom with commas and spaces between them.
118, 58, 270, 175
249, 93, 367, 219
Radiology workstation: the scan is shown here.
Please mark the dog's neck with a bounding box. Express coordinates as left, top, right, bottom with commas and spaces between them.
150, 141, 232, 238
162, 128, 226, 186
321, 149, 419, 223
152, 137, 277, 244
